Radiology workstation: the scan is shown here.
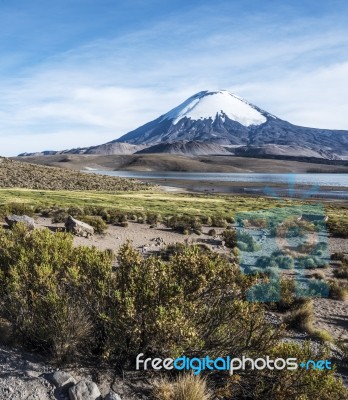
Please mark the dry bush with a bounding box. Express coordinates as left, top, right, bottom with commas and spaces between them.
284, 299, 314, 332
284, 299, 334, 342
152, 374, 211, 400
309, 271, 326, 280
333, 264, 348, 279
328, 280, 348, 301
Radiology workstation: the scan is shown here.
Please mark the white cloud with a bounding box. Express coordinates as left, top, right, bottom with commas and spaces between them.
0, 5, 348, 155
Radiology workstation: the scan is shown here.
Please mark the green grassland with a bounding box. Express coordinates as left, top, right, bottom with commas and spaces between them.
0, 188, 346, 226
0, 188, 288, 215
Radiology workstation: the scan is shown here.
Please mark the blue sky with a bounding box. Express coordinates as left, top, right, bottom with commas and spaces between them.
1, 0, 348, 155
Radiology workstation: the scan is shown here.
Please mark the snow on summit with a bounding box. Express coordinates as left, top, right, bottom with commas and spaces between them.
163, 90, 267, 127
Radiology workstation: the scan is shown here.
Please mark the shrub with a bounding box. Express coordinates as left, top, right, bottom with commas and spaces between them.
52, 209, 69, 223
275, 279, 307, 312
80, 216, 108, 234
67, 206, 85, 217
311, 329, 334, 343
225, 216, 235, 224
211, 215, 227, 228
309, 271, 326, 280
327, 217, 348, 238
237, 231, 260, 252
331, 252, 348, 262
107, 210, 128, 225
222, 229, 237, 248
333, 264, 348, 279
104, 243, 278, 362
152, 374, 212, 400
297, 256, 326, 269
256, 254, 294, 270
328, 280, 348, 301
166, 215, 202, 235
235, 341, 348, 399
284, 299, 314, 332
0, 202, 35, 217
202, 216, 212, 226
0, 225, 113, 360
146, 213, 161, 226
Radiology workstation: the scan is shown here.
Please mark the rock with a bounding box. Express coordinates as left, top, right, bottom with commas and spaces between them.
65, 216, 94, 237
49, 371, 76, 391
69, 380, 101, 400
5, 214, 36, 230
105, 391, 122, 400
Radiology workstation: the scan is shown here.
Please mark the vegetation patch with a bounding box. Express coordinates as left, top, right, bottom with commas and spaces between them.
0, 157, 153, 191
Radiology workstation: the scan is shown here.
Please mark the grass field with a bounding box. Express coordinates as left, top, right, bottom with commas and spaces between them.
0, 188, 346, 223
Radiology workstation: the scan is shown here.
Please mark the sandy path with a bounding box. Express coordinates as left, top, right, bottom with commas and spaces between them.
313, 298, 348, 341
35, 217, 227, 255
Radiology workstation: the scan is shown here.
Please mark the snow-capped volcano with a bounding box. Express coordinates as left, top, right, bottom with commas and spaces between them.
113, 89, 273, 147
19, 90, 348, 159
162, 90, 268, 126
112, 89, 347, 159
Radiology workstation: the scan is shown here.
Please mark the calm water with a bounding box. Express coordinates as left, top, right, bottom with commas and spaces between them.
88, 171, 348, 188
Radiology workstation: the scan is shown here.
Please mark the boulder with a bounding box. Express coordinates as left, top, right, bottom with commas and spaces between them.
49, 371, 76, 391
105, 392, 122, 400
65, 216, 94, 237
69, 380, 101, 400
5, 215, 36, 230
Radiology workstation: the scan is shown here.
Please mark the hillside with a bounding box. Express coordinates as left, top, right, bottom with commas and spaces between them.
0, 158, 152, 191
14, 153, 348, 174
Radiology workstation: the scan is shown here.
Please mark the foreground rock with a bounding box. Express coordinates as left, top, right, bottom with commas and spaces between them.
5, 215, 36, 230
65, 216, 94, 237
49, 370, 76, 391
105, 391, 122, 400
69, 379, 101, 400
0, 344, 143, 399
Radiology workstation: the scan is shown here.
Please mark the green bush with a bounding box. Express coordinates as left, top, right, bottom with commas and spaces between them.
256, 254, 294, 270
327, 217, 348, 238
52, 209, 69, 223
0, 202, 35, 217
0, 225, 113, 360
166, 215, 202, 234
146, 213, 161, 225
80, 216, 108, 234
211, 215, 227, 228
237, 231, 260, 252
233, 341, 348, 399
297, 256, 327, 269
222, 228, 237, 248
103, 243, 278, 361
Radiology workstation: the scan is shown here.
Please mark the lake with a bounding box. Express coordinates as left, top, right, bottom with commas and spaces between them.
88, 171, 348, 188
